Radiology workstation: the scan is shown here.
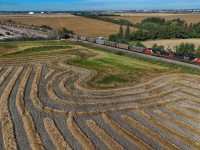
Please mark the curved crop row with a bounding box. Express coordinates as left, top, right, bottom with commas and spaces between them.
86, 119, 125, 150
44, 118, 72, 150
67, 114, 96, 150
0, 66, 23, 150
139, 110, 200, 149
16, 66, 45, 150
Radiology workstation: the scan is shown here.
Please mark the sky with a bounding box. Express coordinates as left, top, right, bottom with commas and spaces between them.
0, 0, 200, 11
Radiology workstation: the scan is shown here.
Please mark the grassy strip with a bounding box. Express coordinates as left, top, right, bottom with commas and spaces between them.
0, 66, 23, 150
16, 66, 45, 150
0, 43, 18, 49
60, 75, 179, 99
3, 45, 72, 56
76, 42, 200, 76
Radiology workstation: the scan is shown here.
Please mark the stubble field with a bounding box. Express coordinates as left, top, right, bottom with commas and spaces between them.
0, 14, 137, 38
141, 38, 200, 49
109, 13, 200, 24
0, 41, 200, 150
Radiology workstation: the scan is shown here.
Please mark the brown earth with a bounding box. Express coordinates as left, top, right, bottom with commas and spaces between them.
0, 14, 137, 38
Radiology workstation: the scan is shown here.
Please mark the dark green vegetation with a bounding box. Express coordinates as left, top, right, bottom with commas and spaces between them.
75, 13, 134, 26
0, 43, 18, 49
39, 25, 52, 30
152, 43, 165, 50
176, 43, 195, 56
108, 17, 200, 42
58, 28, 74, 38
132, 17, 200, 40
2, 45, 71, 56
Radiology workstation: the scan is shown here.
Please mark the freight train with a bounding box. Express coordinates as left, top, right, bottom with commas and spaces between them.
67, 34, 200, 65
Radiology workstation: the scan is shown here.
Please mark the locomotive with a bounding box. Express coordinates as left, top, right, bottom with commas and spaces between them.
67, 34, 200, 65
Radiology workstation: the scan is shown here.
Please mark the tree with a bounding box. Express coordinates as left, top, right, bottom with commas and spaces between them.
108, 33, 119, 42
118, 25, 124, 39
152, 43, 165, 50
135, 41, 146, 48
124, 25, 130, 40
57, 28, 74, 39
196, 45, 200, 55
176, 43, 195, 55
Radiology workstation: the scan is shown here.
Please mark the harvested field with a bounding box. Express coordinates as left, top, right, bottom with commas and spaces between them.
107, 13, 200, 24
0, 14, 137, 38
0, 40, 200, 149
141, 38, 200, 50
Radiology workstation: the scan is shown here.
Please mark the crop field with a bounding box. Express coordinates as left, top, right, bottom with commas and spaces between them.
141, 38, 200, 50
0, 14, 137, 38
107, 13, 200, 24
0, 41, 200, 149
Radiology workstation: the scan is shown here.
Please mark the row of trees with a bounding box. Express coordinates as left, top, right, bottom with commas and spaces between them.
132, 17, 200, 40
109, 25, 200, 56
152, 43, 200, 56
109, 25, 131, 43
75, 14, 134, 26
77, 15, 200, 40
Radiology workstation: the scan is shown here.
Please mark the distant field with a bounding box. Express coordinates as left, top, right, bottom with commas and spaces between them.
142, 38, 200, 50
0, 14, 137, 38
107, 13, 200, 24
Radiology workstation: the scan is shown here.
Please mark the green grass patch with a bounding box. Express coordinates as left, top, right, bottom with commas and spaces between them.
98, 75, 129, 84
0, 43, 18, 49
1, 40, 200, 89
3, 45, 72, 56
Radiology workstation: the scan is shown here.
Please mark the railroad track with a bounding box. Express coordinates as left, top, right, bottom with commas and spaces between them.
70, 38, 200, 70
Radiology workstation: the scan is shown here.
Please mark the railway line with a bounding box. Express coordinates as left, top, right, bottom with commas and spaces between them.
69, 38, 200, 70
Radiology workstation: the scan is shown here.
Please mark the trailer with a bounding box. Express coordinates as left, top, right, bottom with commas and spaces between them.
129, 46, 145, 53
105, 41, 116, 47
116, 43, 129, 50
87, 37, 96, 43
73, 34, 79, 39
79, 35, 87, 41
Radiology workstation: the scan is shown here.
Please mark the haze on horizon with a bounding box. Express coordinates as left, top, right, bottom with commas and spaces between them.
0, 0, 200, 11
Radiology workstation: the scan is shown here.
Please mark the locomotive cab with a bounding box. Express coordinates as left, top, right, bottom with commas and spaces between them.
144, 49, 153, 54
192, 58, 200, 64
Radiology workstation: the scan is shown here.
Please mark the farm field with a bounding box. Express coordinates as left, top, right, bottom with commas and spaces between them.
107, 13, 200, 24
0, 14, 137, 38
141, 38, 200, 50
0, 40, 200, 149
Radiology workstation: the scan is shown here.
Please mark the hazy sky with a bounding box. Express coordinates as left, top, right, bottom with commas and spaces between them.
0, 0, 200, 11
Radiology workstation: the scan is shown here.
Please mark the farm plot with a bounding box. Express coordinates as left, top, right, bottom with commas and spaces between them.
0, 14, 137, 38
106, 13, 200, 24
0, 41, 200, 149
